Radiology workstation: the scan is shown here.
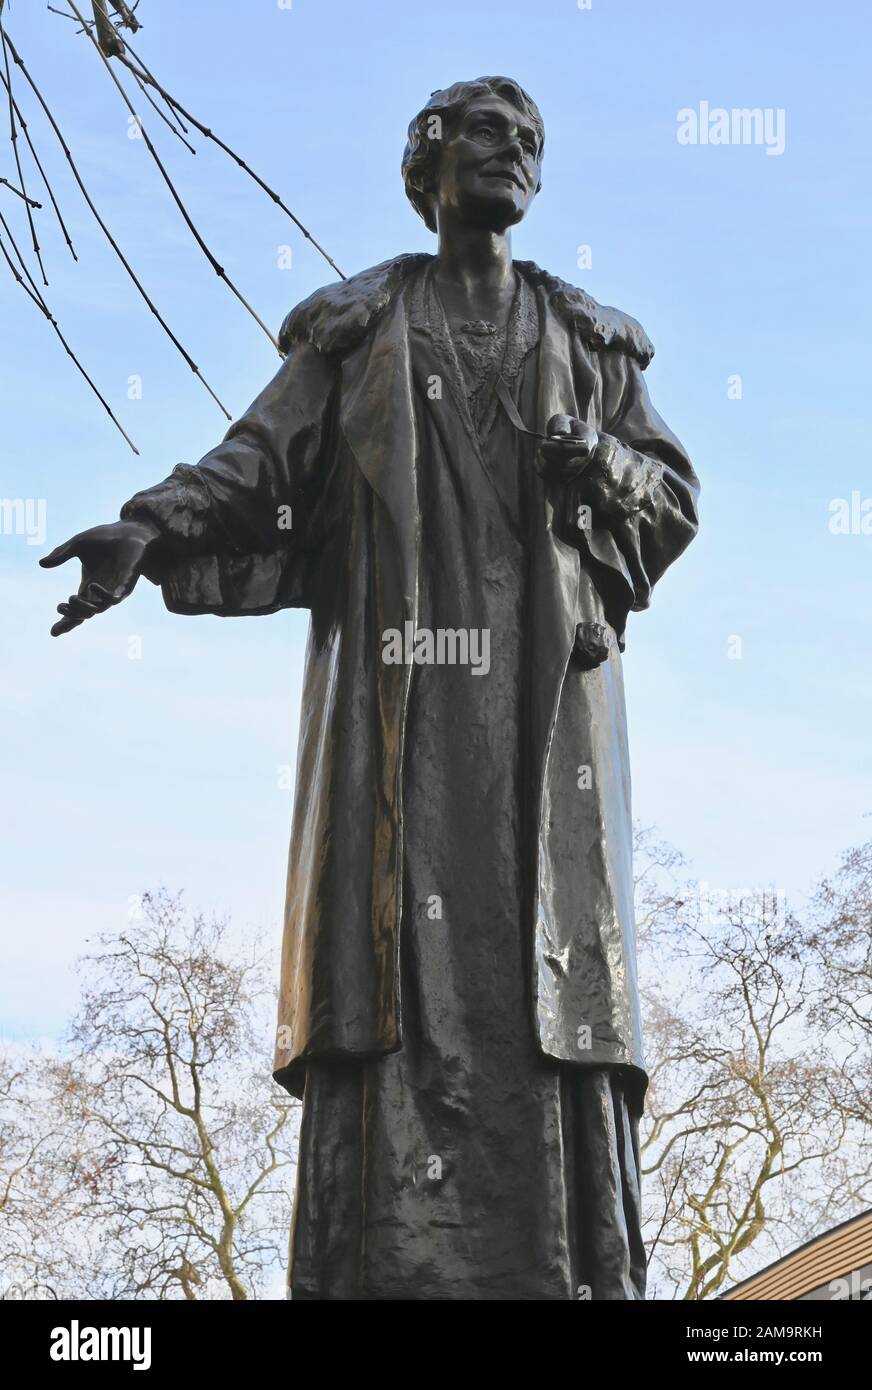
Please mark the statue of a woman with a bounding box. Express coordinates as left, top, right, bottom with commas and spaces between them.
42, 77, 699, 1300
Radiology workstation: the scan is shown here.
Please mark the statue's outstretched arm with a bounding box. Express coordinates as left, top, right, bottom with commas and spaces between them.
40, 342, 337, 635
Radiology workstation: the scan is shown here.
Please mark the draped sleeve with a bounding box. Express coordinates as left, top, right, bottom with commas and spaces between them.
556, 342, 699, 639
120, 340, 339, 615
592, 350, 699, 612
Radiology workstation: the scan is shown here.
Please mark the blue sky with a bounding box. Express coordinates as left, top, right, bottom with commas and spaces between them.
1, 0, 871, 1043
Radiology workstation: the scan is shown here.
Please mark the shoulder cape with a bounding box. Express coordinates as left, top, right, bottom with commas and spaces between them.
278, 253, 654, 367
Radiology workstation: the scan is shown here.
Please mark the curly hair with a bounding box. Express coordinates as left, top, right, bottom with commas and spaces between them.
401, 76, 544, 233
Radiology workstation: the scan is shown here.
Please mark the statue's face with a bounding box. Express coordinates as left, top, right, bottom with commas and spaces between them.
433, 95, 542, 232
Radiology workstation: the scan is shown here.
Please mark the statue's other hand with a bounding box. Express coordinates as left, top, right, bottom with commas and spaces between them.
536, 415, 600, 483
39, 518, 162, 637
577, 436, 665, 522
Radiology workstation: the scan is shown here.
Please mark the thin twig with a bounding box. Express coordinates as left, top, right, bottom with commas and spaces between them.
112, 30, 346, 281
0, 204, 49, 305
106, 0, 140, 32
128, 61, 195, 153
0, 224, 47, 312
0, 220, 139, 453
0, 67, 77, 257
147, 84, 190, 137
3, 30, 231, 419
67, 0, 280, 351
0, 173, 40, 206
57, 5, 346, 280
1, 19, 48, 284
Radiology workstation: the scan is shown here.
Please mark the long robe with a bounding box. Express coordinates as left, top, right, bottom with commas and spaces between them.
289, 267, 645, 1299
121, 254, 699, 1300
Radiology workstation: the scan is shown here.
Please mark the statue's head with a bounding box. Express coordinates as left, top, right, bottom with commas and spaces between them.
402, 77, 544, 235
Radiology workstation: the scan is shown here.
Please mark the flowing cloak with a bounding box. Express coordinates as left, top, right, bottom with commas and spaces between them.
121, 254, 699, 1114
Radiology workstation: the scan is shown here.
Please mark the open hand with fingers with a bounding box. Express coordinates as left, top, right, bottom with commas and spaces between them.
39, 518, 162, 636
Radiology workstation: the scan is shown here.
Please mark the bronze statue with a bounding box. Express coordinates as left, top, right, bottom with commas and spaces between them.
42, 77, 699, 1300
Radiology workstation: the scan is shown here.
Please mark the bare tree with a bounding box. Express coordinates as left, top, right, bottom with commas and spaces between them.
798, 839, 872, 1205
0, 1043, 98, 1299
0, 892, 298, 1300
4, 838, 868, 1300
634, 829, 868, 1299
0, 1047, 56, 1296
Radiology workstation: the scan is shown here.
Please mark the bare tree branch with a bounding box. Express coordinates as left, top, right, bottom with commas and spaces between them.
0, 18, 46, 283
2, 29, 231, 420
0, 68, 77, 257
0, 214, 140, 453
67, 0, 280, 352
0, 174, 39, 205
102, 25, 347, 281
91, 0, 123, 57
127, 61, 195, 153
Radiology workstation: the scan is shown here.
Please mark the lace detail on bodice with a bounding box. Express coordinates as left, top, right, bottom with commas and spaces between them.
410, 266, 540, 441
453, 319, 508, 428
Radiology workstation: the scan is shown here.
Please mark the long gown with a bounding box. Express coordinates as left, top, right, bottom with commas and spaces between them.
288, 265, 647, 1301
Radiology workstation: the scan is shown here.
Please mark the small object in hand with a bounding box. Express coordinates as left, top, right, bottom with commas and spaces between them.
547, 414, 586, 439
546, 414, 599, 457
